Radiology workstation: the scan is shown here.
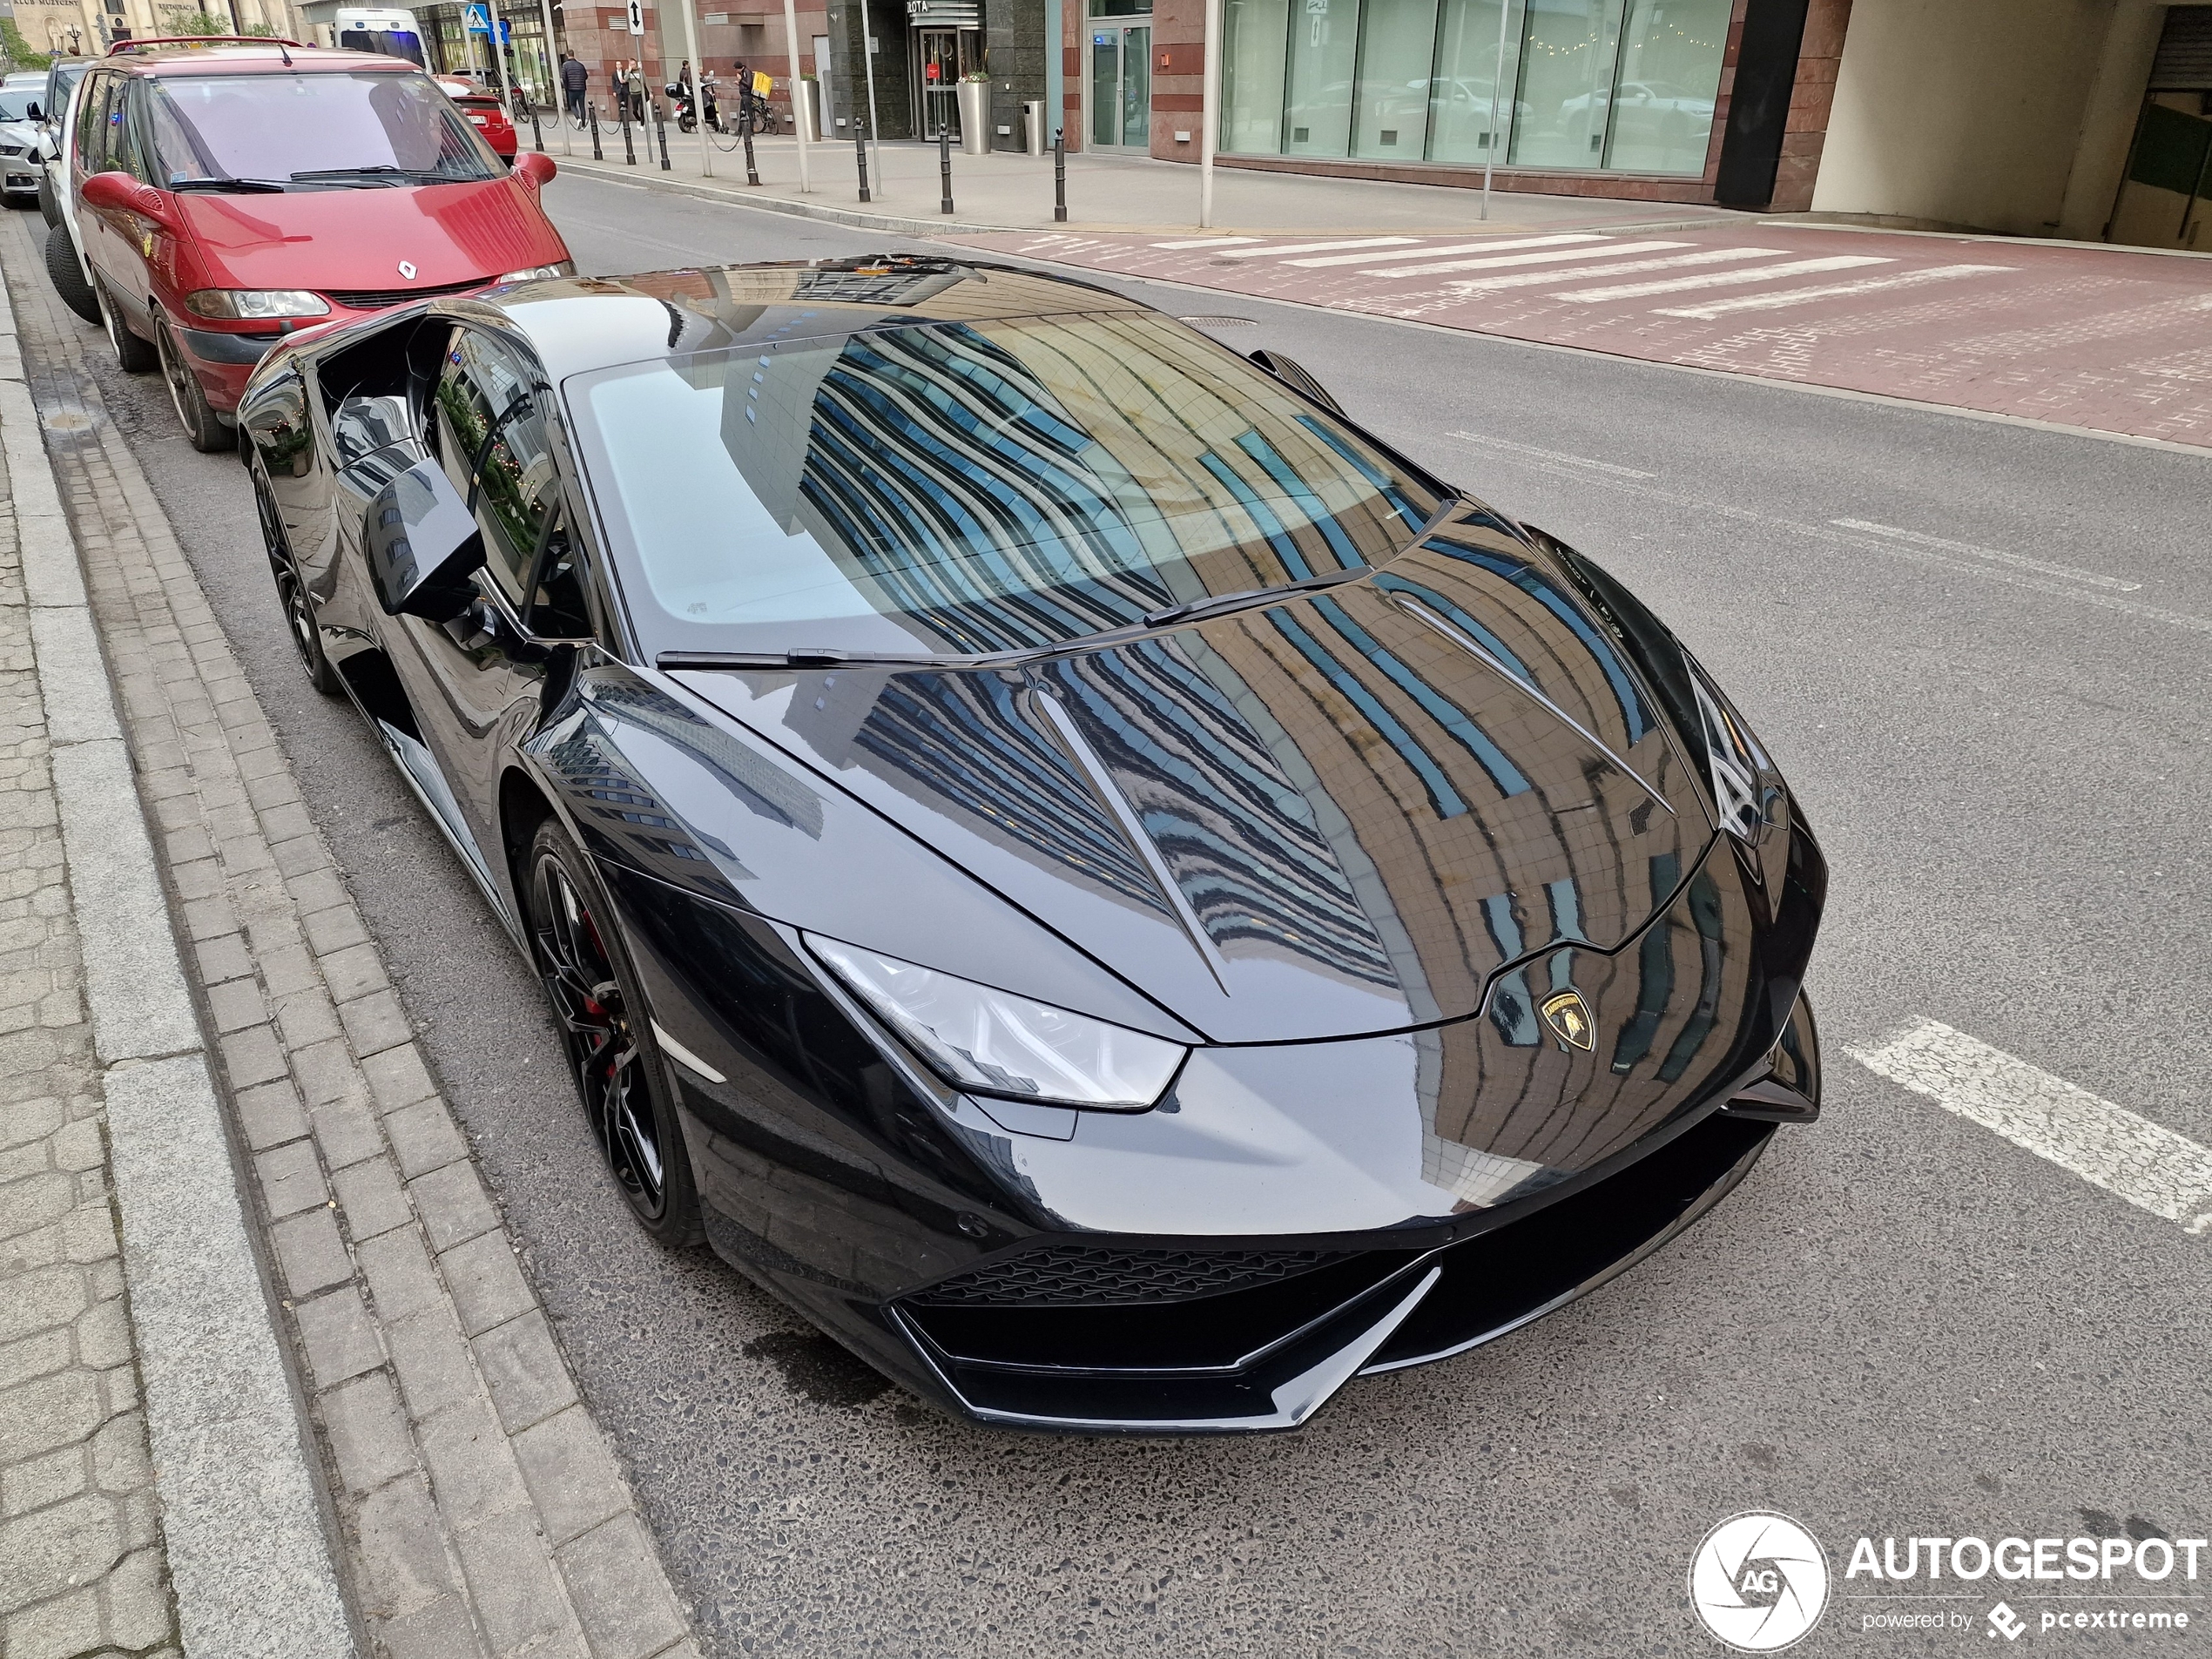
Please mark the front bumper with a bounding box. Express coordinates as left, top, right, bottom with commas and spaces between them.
884, 1109, 1777, 1433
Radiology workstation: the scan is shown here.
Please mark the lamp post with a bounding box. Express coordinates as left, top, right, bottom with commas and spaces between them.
1198, 0, 1218, 228
784, 0, 810, 192
1481, 0, 1512, 220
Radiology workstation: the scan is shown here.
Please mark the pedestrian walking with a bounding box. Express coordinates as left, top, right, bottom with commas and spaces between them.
559, 51, 588, 124
626, 60, 648, 123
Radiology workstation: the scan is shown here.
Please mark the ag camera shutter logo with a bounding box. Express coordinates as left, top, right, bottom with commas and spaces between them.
1689, 1513, 1831, 1651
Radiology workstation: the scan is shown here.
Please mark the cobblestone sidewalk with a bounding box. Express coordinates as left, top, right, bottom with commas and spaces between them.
2, 212, 698, 1659
0, 287, 175, 1659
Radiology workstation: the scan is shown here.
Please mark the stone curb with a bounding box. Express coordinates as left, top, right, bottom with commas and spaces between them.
0, 243, 355, 1655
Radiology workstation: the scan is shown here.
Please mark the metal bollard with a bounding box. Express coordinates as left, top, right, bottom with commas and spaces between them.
939, 121, 954, 216
620, 98, 636, 166
589, 101, 604, 160
1053, 128, 1067, 223
742, 110, 760, 186
655, 101, 671, 170
529, 99, 544, 154
854, 116, 870, 203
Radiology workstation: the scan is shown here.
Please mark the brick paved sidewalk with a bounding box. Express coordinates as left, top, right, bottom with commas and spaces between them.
2, 213, 699, 1658
943, 224, 2212, 449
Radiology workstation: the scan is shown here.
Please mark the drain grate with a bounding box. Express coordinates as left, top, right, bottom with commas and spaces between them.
1179, 315, 1258, 328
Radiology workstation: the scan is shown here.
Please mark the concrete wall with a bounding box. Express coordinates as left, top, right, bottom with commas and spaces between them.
1811, 0, 2167, 235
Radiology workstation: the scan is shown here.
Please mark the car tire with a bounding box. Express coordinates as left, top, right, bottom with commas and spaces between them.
3, 192, 34, 211
37, 170, 57, 226
523, 816, 705, 1248
156, 317, 232, 454
43, 223, 101, 324
251, 460, 344, 697
96, 280, 156, 373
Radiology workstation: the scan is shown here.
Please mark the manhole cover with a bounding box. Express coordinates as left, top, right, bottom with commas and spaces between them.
42, 409, 93, 432
1179, 315, 1257, 327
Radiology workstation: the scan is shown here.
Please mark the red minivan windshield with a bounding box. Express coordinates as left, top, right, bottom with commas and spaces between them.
141, 71, 498, 188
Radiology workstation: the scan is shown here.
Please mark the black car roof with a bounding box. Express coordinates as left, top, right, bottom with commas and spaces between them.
436, 258, 1147, 386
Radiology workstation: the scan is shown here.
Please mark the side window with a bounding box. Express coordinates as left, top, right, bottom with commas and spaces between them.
75, 75, 111, 172
115, 84, 153, 183
431, 327, 592, 636
435, 327, 553, 598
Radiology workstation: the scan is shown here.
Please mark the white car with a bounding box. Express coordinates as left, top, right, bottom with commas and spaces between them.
0, 83, 44, 208
34, 64, 100, 326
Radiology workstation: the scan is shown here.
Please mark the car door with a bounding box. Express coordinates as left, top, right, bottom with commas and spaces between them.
379, 321, 602, 894
73, 71, 157, 328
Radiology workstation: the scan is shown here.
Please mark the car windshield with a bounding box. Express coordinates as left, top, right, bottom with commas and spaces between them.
570, 310, 1441, 659
140, 71, 496, 186
0, 92, 35, 121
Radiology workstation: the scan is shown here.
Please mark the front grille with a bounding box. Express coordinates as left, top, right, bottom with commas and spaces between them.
909, 1245, 1349, 1308
326, 277, 484, 311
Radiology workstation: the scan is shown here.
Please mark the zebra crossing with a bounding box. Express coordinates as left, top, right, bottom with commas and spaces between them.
1144, 230, 2014, 320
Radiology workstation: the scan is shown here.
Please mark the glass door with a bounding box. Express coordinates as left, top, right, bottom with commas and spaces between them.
1088, 22, 1151, 149
919, 29, 959, 138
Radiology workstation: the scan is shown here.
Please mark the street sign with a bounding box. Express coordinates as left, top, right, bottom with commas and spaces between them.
624, 0, 644, 33
462, 3, 487, 29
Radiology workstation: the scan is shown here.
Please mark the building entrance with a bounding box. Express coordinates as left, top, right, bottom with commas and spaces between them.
1087, 18, 1150, 150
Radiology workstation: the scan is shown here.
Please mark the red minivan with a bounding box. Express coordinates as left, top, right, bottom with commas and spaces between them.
70, 38, 571, 450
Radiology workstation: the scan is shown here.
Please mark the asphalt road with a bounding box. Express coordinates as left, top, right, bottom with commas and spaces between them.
42, 170, 2212, 1656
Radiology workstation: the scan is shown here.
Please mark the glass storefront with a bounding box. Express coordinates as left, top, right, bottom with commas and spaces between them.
1223, 0, 1728, 175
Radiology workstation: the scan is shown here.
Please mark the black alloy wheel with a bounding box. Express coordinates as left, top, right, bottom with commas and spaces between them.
252, 462, 342, 695
156, 317, 231, 454
524, 818, 703, 1244
97, 279, 155, 373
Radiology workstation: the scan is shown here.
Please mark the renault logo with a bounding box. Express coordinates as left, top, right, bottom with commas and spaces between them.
1540, 990, 1595, 1052
397, 260, 418, 280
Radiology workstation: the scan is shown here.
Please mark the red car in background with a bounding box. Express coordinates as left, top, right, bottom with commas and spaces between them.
66, 38, 570, 451
435, 74, 516, 163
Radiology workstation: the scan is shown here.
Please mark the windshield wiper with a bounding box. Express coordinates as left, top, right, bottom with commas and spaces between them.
170, 177, 289, 192
287, 165, 433, 185
1143, 567, 1369, 630
657, 648, 968, 671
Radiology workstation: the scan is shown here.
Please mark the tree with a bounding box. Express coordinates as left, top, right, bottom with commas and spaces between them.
0, 20, 51, 69
159, 9, 282, 35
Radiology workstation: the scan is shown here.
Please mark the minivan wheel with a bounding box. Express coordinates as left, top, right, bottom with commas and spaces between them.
98, 280, 156, 373
43, 225, 100, 324
157, 318, 232, 453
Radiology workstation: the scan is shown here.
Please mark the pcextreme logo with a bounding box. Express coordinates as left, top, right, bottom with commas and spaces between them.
1690, 1513, 1831, 1652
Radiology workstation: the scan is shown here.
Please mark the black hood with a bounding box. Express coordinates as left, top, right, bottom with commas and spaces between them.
672, 516, 1718, 1043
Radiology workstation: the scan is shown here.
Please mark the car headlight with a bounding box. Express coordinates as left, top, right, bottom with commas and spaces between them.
806, 935, 1187, 1111
1687, 657, 1773, 843
185, 289, 332, 320
495, 260, 576, 284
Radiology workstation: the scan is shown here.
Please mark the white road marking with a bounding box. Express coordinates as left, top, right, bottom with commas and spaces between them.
1150, 235, 1263, 248
1442, 246, 1791, 293
1445, 431, 1655, 478
1833, 518, 2143, 593
1851, 1020, 2212, 1236
1553, 254, 1891, 302
1653, 263, 2014, 319
1215, 236, 1422, 260
1367, 239, 1691, 279
1285, 232, 1608, 268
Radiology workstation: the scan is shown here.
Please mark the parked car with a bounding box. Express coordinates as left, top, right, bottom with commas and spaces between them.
34, 57, 92, 225
434, 71, 516, 163
235, 255, 1826, 1435
63, 37, 571, 453
0, 86, 44, 208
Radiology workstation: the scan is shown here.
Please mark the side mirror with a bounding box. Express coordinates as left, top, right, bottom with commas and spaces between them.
513, 151, 556, 189
80, 170, 175, 229
1248, 347, 1345, 416
26, 102, 41, 122
364, 459, 486, 619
